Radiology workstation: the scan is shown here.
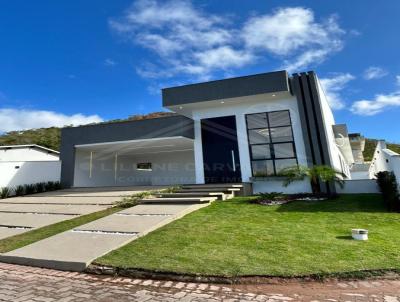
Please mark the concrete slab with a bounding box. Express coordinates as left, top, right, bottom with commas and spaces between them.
75, 215, 171, 233
119, 204, 193, 215
0, 227, 28, 240
0, 231, 136, 271
2, 196, 118, 205
0, 213, 79, 228
0, 203, 108, 215
33, 186, 167, 197
0, 203, 210, 271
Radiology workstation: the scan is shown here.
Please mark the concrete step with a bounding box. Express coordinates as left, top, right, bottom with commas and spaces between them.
156, 192, 228, 200
176, 188, 240, 194
181, 184, 243, 189
139, 197, 217, 205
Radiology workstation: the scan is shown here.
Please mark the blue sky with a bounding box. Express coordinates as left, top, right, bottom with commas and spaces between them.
0, 0, 400, 142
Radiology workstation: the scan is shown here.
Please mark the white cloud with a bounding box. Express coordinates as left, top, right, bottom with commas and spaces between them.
396, 75, 400, 86
363, 66, 388, 80
319, 73, 355, 109
104, 58, 117, 66
351, 93, 400, 115
110, 1, 346, 80
0, 108, 103, 132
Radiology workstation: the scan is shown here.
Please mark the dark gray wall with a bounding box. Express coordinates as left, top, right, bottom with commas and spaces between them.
162, 70, 290, 106
290, 71, 336, 194
60, 116, 194, 188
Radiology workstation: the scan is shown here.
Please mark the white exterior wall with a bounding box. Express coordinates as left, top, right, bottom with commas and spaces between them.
369, 141, 400, 188
0, 161, 61, 188
316, 79, 351, 178
0, 148, 59, 162
335, 179, 380, 194
73, 149, 195, 187
191, 93, 312, 193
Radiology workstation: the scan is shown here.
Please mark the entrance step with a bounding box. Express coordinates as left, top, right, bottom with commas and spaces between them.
156, 192, 228, 200
139, 197, 217, 205
181, 184, 243, 189
176, 188, 240, 194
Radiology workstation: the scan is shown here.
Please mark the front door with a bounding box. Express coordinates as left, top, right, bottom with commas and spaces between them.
201, 116, 242, 183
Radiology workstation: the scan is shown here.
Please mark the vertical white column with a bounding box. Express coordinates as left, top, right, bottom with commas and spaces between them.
235, 114, 252, 182
193, 119, 205, 184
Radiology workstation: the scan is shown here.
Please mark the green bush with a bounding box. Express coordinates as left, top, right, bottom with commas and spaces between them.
53, 181, 62, 190
35, 182, 46, 193
0, 187, 12, 199
14, 185, 25, 196
24, 184, 36, 195
376, 171, 400, 212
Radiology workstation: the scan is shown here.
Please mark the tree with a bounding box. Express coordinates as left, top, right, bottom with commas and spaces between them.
279, 165, 345, 194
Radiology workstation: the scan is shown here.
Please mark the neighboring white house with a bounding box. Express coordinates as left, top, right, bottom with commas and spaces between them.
369, 140, 400, 188
0, 145, 61, 188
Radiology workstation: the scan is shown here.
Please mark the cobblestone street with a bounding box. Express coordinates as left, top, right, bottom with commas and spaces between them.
1, 263, 400, 301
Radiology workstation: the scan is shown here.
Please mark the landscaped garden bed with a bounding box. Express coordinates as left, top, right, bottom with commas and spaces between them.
95, 194, 400, 279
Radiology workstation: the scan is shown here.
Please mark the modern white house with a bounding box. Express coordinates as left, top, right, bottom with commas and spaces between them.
60, 70, 370, 194
0, 145, 61, 188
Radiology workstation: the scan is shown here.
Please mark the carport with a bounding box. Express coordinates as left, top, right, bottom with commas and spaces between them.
73, 137, 195, 187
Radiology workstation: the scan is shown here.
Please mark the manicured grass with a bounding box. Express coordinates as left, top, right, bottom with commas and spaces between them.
0, 206, 123, 253
97, 194, 400, 277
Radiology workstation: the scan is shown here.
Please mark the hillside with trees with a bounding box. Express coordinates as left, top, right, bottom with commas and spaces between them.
0, 111, 174, 151
0, 112, 399, 158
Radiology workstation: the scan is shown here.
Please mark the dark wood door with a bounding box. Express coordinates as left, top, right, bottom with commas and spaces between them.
201, 116, 242, 183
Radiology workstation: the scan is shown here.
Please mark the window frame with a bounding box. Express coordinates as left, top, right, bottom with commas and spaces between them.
245, 110, 299, 177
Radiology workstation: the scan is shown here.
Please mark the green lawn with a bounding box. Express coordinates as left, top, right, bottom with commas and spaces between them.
97, 194, 400, 277
0, 206, 123, 253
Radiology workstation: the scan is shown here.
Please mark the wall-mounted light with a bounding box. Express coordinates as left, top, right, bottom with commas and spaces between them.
272, 94, 276, 97
220, 101, 225, 104
179, 106, 183, 109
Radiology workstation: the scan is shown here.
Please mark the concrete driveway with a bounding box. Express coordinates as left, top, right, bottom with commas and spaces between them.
0, 187, 161, 240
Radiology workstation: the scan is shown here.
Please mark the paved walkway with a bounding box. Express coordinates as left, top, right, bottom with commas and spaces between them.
0, 203, 209, 271
0, 263, 400, 301
0, 187, 152, 240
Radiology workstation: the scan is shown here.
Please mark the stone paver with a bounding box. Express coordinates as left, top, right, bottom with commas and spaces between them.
76, 214, 170, 233
0, 187, 159, 240
0, 263, 400, 301
0, 212, 79, 228
0, 227, 26, 240
0, 203, 108, 215
0, 232, 137, 271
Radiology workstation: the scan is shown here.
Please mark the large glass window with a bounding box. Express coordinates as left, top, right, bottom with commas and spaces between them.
246, 110, 298, 177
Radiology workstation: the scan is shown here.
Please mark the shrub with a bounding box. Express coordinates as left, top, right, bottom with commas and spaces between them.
14, 185, 25, 196
35, 182, 46, 193
0, 187, 12, 199
24, 184, 36, 195
53, 181, 62, 190
376, 171, 400, 212
44, 181, 55, 191
115, 191, 152, 208
257, 192, 286, 201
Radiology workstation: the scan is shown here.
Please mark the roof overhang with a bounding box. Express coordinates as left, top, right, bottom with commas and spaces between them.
162, 70, 291, 116
75, 136, 194, 156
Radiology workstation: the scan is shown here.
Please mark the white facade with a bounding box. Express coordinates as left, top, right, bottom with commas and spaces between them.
369, 140, 400, 188
189, 93, 313, 192
0, 145, 61, 188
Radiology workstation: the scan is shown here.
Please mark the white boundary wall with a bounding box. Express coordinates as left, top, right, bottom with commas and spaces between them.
335, 179, 380, 194
0, 161, 61, 188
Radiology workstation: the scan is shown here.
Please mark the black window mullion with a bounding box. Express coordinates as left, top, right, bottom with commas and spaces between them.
265, 113, 276, 175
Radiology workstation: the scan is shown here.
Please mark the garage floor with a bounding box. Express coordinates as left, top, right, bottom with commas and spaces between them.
0, 187, 162, 240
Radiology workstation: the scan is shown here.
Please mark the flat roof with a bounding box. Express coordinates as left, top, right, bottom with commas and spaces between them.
162, 70, 290, 107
